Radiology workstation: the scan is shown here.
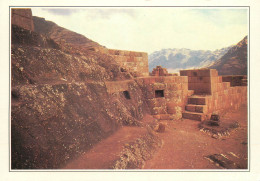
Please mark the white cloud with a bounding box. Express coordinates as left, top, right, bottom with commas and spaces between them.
32, 7, 248, 53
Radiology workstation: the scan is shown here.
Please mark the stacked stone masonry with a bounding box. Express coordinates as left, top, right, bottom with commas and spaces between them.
11, 8, 248, 169
11, 9, 34, 31
108, 49, 149, 77
105, 68, 247, 122
180, 69, 247, 121
222, 75, 248, 86
136, 76, 193, 120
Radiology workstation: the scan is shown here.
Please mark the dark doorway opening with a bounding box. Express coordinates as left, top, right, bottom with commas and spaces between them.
155, 90, 164, 98
123, 91, 131, 99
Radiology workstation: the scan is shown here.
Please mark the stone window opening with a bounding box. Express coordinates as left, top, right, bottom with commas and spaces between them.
155, 90, 164, 98
123, 91, 131, 99
193, 72, 198, 76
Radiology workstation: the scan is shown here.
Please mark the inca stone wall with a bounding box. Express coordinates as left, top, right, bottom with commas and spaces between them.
180, 69, 218, 95
108, 49, 149, 77
11, 8, 248, 169
11, 9, 34, 31
136, 76, 193, 120
222, 75, 247, 87
180, 69, 247, 121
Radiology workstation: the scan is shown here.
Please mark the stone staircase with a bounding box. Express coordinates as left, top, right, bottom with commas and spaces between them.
182, 95, 209, 121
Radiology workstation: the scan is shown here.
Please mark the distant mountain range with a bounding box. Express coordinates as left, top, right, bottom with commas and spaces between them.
148, 36, 248, 75
148, 47, 232, 73
209, 36, 247, 75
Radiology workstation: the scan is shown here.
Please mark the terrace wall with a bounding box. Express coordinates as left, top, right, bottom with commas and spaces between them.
108, 49, 149, 77
11, 9, 34, 31
136, 76, 193, 120
180, 69, 247, 119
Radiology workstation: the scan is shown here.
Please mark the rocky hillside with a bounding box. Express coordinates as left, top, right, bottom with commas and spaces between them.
209, 36, 248, 75
148, 47, 231, 73
32, 16, 104, 54
11, 20, 149, 169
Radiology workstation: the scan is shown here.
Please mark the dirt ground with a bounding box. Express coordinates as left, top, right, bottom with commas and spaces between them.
63, 104, 248, 169
143, 103, 248, 169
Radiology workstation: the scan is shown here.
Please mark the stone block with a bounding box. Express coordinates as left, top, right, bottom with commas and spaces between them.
202, 76, 211, 83
188, 82, 196, 90
167, 83, 182, 91
218, 76, 223, 83
12, 9, 34, 31
182, 112, 203, 121
148, 78, 156, 84
147, 98, 167, 108
188, 76, 194, 82
143, 78, 151, 84
153, 83, 166, 90
185, 105, 196, 112
183, 76, 189, 83
154, 77, 164, 83
197, 69, 210, 77
175, 76, 185, 83
195, 105, 207, 113
222, 82, 230, 89
196, 83, 211, 94
210, 69, 218, 77
145, 91, 155, 99
210, 77, 219, 84
182, 83, 188, 90
188, 97, 207, 105
165, 90, 183, 99
180, 70, 188, 76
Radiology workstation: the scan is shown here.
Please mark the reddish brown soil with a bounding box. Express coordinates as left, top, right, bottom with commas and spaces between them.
63, 105, 247, 169
63, 126, 147, 169
143, 103, 248, 169
63, 114, 155, 169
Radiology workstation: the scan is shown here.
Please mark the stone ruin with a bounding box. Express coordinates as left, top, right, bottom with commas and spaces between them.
11, 8, 34, 31
11, 9, 248, 123
151, 66, 178, 76
11, 8, 248, 169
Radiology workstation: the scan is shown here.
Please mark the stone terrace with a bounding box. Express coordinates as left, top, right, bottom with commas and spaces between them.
180, 69, 247, 121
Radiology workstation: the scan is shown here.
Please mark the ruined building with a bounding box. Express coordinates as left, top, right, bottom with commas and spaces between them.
11, 9, 248, 169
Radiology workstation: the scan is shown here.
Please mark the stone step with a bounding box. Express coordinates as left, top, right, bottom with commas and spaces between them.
182, 111, 205, 121
188, 96, 207, 105
185, 104, 207, 113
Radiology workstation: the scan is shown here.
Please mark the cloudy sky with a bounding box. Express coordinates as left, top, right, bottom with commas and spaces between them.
31, 7, 248, 53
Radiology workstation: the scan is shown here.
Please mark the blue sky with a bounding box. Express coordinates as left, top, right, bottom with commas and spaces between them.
32, 7, 248, 53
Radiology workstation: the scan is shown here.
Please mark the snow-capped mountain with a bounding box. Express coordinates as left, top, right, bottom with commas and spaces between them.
148, 47, 232, 73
